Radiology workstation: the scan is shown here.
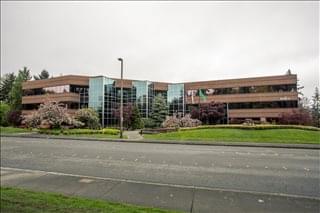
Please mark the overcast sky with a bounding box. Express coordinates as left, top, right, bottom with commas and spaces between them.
1, 1, 319, 98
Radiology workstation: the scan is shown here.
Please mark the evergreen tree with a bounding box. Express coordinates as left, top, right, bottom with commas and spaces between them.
131, 105, 143, 130
34, 69, 50, 80
150, 94, 168, 127
297, 78, 305, 108
311, 87, 320, 127
0, 73, 16, 103
9, 67, 32, 110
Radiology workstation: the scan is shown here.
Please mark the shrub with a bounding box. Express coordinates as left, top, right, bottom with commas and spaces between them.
142, 118, 157, 128
74, 108, 100, 129
179, 114, 202, 127
24, 112, 41, 128
179, 124, 320, 131
102, 128, 120, 135
279, 108, 313, 126
0, 102, 10, 126
7, 110, 22, 127
190, 102, 225, 125
162, 115, 180, 128
24, 101, 74, 129
162, 114, 202, 128
38, 128, 120, 135
65, 117, 85, 128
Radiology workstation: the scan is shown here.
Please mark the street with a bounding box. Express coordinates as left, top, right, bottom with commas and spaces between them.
1, 136, 319, 212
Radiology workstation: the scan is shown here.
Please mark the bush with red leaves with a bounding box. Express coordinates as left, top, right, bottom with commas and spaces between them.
279, 108, 313, 126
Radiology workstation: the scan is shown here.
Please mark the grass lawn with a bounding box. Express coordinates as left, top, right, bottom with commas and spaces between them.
1, 187, 180, 213
144, 128, 320, 144
63, 134, 125, 139
0, 126, 36, 134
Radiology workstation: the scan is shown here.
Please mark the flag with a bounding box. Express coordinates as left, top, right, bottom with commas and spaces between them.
199, 89, 207, 101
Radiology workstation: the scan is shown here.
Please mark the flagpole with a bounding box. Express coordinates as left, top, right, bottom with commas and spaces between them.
198, 89, 200, 120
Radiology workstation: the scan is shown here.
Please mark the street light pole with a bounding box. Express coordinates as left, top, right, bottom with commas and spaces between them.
118, 58, 124, 138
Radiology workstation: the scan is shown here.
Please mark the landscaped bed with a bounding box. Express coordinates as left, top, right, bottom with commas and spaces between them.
38, 128, 122, 139
38, 128, 120, 135
0, 187, 180, 213
0, 127, 122, 139
144, 126, 320, 144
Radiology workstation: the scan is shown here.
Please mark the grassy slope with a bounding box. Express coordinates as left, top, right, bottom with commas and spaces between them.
144, 128, 320, 144
0, 127, 35, 134
1, 187, 180, 213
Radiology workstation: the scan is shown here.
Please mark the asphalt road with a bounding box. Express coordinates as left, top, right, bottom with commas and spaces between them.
1, 136, 319, 212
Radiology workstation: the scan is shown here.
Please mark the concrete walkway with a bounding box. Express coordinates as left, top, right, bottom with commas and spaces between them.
1, 167, 319, 213
123, 130, 143, 140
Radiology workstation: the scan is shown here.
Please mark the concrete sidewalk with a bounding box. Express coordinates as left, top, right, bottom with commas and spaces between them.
1, 134, 319, 149
1, 167, 319, 213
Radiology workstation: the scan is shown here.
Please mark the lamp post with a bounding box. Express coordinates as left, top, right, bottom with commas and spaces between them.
118, 58, 124, 138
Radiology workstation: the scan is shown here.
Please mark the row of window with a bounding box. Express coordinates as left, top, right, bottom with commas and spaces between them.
23, 85, 89, 96
228, 101, 298, 109
186, 84, 297, 97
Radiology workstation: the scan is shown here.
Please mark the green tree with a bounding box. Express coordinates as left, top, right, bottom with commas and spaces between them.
150, 94, 168, 127
9, 67, 32, 110
311, 87, 320, 127
74, 108, 100, 129
34, 69, 50, 80
131, 105, 144, 130
0, 102, 10, 126
0, 73, 16, 103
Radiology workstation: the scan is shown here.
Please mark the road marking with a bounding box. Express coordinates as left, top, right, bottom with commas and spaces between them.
258, 199, 264, 203
79, 178, 94, 183
2, 166, 319, 201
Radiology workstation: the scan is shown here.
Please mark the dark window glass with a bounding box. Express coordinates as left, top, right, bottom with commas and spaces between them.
228, 101, 298, 109
185, 84, 297, 97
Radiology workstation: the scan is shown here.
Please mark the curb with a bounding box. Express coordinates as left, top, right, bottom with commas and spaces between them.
1, 134, 319, 149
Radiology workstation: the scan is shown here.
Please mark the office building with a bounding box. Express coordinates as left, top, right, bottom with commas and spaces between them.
22, 73, 298, 125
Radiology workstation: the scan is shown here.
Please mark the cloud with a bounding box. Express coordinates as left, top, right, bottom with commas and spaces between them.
1, 1, 318, 98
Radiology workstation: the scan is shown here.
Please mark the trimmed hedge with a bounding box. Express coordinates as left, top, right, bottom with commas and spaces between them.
179, 124, 320, 131
39, 128, 120, 135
